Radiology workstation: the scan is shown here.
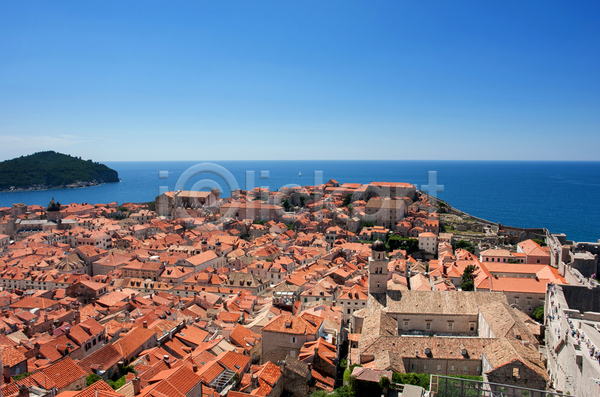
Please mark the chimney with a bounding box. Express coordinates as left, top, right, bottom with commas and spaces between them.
251, 374, 259, 389
4, 365, 11, 383
74, 309, 80, 325
18, 384, 30, 397
133, 377, 141, 395
143, 321, 147, 329
307, 363, 313, 372
163, 355, 170, 368
192, 364, 198, 373
131, 293, 136, 301
279, 360, 286, 373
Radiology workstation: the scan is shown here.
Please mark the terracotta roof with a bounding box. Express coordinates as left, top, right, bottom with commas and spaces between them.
518, 240, 549, 258
488, 276, 551, 294
72, 380, 123, 397
9, 296, 57, 310
386, 291, 507, 315
215, 350, 250, 374
262, 313, 323, 335
40, 357, 87, 390
78, 344, 124, 375
186, 251, 218, 266
483, 338, 550, 381
112, 327, 156, 359
362, 336, 494, 361
2, 345, 27, 367
229, 324, 261, 350
175, 326, 209, 347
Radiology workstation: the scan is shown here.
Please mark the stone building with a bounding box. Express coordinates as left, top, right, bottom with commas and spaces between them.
368, 240, 388, 295
156, 189, 220, 218
364, 197, 406, 230
482, 338, 549, 391
280, 355, 313, 397
261, 313, 324, 364
349, 241, 548, 383
545, 284, 600, 397
219, 201, 285, 222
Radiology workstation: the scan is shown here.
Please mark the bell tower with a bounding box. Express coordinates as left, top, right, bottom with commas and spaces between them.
368, 240, 388, 295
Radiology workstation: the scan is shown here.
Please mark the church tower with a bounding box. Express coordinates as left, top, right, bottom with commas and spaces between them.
368, 240, 388, 295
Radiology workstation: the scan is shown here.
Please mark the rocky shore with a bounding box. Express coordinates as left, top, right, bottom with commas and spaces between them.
0, 179, 119, 192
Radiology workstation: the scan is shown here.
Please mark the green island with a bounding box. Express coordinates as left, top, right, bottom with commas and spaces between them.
0, 151, 119, 191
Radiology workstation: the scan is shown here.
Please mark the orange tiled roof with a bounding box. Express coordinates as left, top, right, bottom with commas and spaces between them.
262, 313, 323, 335
40, 357, 87, 390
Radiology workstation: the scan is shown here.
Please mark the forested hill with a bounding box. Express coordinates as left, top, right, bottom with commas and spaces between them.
0, 151, 119, 191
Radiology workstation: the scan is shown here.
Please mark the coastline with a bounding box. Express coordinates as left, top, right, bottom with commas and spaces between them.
0, 180, 120, 193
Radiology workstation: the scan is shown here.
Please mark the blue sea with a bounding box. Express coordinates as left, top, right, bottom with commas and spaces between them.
1, 161, 599, 243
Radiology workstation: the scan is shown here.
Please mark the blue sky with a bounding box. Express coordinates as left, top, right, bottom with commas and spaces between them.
1, 1, 599, 161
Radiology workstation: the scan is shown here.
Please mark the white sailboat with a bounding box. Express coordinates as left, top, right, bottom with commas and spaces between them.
299, 171, 301, 177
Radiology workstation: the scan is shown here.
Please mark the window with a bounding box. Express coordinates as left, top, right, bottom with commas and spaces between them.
450, 365, 455, 372
291, 337, 296, 343
448, 322, 453, 331
404, 321, 409, 329
437, 365, 442, 371
424, 364, 429, 371
411, 364, 415, 371
93, 338, 96, 346
476, 366, 481, 373
348, 309, 351, 314
469, 323, 475, 332
463, 366, 468, 373
426, 322, 431, 330
290, 350, 295, 357
513, 368, 520, 378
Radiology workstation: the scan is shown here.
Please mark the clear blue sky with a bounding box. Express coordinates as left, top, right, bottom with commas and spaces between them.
1, 1, 599, 161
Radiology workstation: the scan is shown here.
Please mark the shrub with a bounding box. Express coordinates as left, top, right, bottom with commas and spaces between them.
86, 373, 101, 387
339, 358, 348, 370
454, 240, 474, 254
392, 372, 430, 390
13, 372, 31, 381
386, 236, 419, 253
379, 375, 391, 389
532, 306, 544, 321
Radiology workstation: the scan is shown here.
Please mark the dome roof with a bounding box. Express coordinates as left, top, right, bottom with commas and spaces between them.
371, 240, 385, 252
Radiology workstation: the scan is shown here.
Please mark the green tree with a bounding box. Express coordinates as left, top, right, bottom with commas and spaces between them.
454, 240, 474, 254
379, 375, 391, 390
86, 373, 102, 387
334, 385, 354, 397
282, 198, 292, 212
387, 236, 419, 254
392, 372, 430, 389
340, 358, 348, 370
299, 196, 307, 207
532, 306, 544, 321
343, 194, 352, 207
460, 264, 478, 291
